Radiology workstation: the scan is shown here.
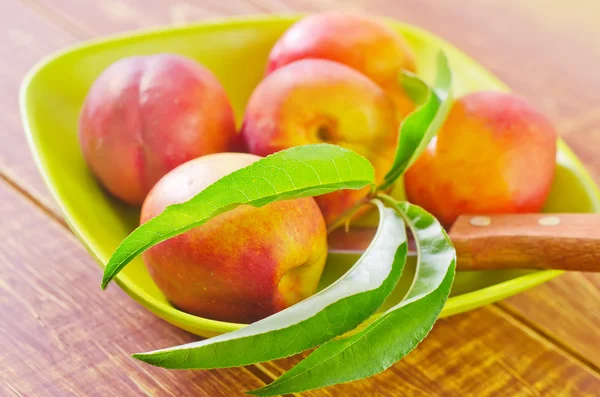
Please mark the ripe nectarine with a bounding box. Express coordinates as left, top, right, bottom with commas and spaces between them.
79, 54, 237, 205
267, 12, 417, 119
405, 91, 557, 228
141, 153, 328, 323
241, 59, 398, 226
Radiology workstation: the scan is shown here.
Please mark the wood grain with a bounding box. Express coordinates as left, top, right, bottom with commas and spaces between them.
1, 0, 600, 395
0, 180, 269, 396
499, 273, 600, 371
0, 0, 79, 213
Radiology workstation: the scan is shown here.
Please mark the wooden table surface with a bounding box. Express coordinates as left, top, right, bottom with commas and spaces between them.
1, 0, 599, 396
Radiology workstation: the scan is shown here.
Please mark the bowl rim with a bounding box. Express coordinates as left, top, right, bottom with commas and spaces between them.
20, 13, 600, 336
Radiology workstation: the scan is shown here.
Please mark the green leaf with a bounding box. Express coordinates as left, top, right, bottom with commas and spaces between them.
380, 51, 453, 190
132, 200, 407, 369
249, 199, 455, 396
101, 144, 375, 289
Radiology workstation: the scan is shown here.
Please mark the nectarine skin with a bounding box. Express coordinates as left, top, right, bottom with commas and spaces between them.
79, 54, 237, 205
267, 12, 417, 119
141, 153, 328, 323
241, 59, 398, 225
405, 91, 557, 228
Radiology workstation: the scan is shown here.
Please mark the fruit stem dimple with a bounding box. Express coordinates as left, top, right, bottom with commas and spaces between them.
316, 124, 334, 142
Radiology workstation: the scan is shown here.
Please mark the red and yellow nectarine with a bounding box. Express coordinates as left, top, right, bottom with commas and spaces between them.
241, 59, 398, 225
267, 12, 417, 119
79, 54, 237, 205
141, 153, 328, 323
405, 91, 557, 228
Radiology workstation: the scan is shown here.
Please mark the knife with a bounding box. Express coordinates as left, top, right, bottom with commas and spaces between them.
328, 213, 600, 272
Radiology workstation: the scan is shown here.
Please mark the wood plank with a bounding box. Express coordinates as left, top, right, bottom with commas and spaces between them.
0, 180, 268, 396
499, 274, 600, 370
259, 306, 600, 396
32, 0, 280, 35
0, 0, 80, 212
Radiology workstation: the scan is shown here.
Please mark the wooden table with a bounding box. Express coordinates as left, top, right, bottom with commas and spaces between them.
1, 0, 599, 395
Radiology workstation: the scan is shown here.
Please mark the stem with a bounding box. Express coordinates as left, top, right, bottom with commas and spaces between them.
377, 176, 395, 192
375, 192, 398, 208
326, 198, 370, 234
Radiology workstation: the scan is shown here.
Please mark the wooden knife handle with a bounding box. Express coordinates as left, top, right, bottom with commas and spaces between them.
449, 214, 600, 272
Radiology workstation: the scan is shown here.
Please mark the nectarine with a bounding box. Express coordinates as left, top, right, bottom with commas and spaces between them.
241, 59, 398, 225
141, 153, 328, 323
267, 12, 417, 119
405, 91, 557, 228
79, 54, 237, 205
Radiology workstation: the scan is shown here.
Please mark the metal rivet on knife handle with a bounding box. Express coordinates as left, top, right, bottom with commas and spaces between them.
469, 216, 491, 227
538, 216, 561, 226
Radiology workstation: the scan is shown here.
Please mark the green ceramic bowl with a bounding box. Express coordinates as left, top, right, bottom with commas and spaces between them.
21, 15, 600, 338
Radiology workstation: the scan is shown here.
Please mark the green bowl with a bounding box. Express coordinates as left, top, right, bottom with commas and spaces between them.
21, 15, 600, 338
